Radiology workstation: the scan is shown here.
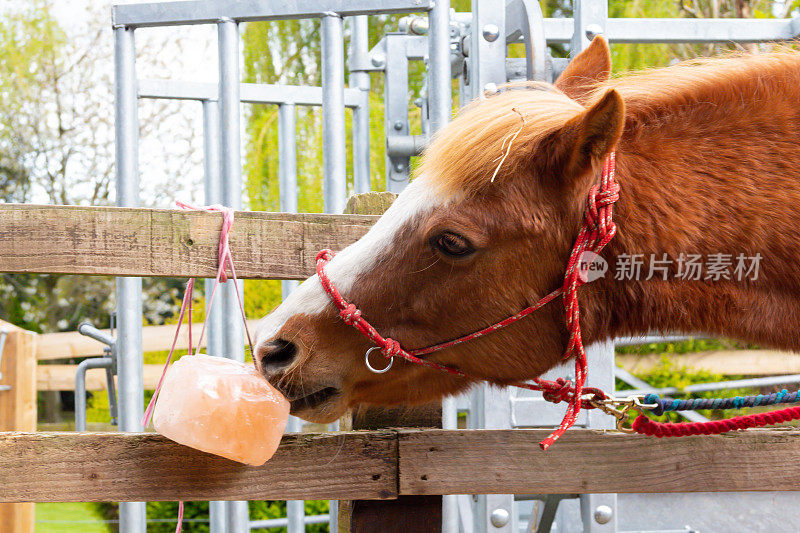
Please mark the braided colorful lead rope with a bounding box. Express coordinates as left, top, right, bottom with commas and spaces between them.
630, 389, 800, 437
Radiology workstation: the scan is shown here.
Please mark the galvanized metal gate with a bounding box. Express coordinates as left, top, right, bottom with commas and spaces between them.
108, 1, 800, 532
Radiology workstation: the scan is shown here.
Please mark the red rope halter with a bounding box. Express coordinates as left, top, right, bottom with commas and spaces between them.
316, 153, 618, 450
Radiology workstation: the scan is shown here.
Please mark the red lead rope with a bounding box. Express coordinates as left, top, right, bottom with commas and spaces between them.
317, 153, 619, 450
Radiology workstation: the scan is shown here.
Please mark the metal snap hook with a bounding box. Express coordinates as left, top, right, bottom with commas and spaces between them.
365, 346, 393, 374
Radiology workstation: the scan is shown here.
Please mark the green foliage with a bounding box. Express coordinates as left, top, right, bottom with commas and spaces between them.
37, 502, 111, 533
93, 500, 330, 532
616, 337, 756, 356
617, 354, 755, 423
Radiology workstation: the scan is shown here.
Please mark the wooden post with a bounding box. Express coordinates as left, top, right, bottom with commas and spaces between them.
0, 320, 37, 533
338, 193, 443, 533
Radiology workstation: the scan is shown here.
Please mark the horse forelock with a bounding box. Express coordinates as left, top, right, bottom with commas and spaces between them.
419, 83, 585, 198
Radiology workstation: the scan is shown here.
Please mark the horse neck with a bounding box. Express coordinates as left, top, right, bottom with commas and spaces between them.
591, 83, 800, 351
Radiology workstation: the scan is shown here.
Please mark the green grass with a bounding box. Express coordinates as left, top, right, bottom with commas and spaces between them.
36, 502, 110, 533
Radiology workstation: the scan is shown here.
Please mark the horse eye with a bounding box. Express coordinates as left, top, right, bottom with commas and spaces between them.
433, 232, 475, 258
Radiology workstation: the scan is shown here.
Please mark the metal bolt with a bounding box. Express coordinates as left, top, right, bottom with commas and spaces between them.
394, 162, 406, 172
585, 24, 605, 41
483, 82, 499, 95
482, 23, 500, 42
370, 52, 386, 68
594, 505, 613, 525
490, 508, 510, 527
413, 97, 424, 108
393, 121, 404, 131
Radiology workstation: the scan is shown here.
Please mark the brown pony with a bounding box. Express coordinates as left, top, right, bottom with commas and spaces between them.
254, 37, 800, 424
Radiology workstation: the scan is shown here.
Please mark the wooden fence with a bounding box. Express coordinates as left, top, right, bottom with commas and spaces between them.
0, 321, 37, 532
3, 204, 800, 532
2, 428, 800, 503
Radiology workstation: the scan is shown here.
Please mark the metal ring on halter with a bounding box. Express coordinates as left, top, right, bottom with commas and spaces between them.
365, 346, 393, 373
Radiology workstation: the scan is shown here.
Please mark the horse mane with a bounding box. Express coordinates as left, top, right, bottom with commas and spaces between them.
420, 48, 800, 198
592, 47, 800, 120
418, 83, 584, 197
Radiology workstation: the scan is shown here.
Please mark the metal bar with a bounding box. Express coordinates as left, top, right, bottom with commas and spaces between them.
384, 34, 411, 192
502, 17, 800, 44
76, 322, 119, 426
74, 357, 114, 432
441, 397, 458, 533
203, 96, 229, 533
614, 334, 701, 346
569, 4, 618, 530
427, 0, 451, 134
112, 0, 434, 28
106, 364, 118, 426
218, 16, 244, 359
349, 15, 371, 194
114, 24, 147, 533
203, 99, 224, 361
278, 102, 303, 532
250, 514, 330, 529
614, 366, 709, 423
386, 134, 427, 158
218, 18, 249, 533
283, 417, 305, 533
505, 0, 550, 81
278, 103, 300, 302
78, 322, 117, 347
321, 13, 347, 214
138, 79, 362, 107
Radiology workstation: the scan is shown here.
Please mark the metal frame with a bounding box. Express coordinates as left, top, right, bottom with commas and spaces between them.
111, 0, 800, 532
112, 0, 434, 27
113, 2, 434, 532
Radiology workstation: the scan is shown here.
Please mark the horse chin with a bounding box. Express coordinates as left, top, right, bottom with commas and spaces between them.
289, 389, 347, 424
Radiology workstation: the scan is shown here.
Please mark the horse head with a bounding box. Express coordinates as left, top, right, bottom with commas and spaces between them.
254, 37, 625, 423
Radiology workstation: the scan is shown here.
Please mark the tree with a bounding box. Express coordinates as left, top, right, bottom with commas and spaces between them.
0, 1, 204, 334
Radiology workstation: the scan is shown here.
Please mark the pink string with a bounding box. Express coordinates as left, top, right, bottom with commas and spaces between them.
140, 202, 254, 533
142, 202, 254, 428
176, 501, 184, 533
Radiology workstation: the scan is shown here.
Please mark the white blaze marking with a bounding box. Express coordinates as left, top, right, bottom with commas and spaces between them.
254, 177, 444, 346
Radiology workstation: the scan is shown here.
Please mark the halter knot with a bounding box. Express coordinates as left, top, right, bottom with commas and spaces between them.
381, 338, 403, 359
540, 377, 575, 404
316, 249, 334, 265
339, 304, 362, 325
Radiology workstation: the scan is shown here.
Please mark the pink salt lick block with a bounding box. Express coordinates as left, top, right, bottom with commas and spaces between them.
153, 355, 290, 466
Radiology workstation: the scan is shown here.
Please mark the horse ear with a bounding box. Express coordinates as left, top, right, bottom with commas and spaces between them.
555, 36, 611, 103
540, 89, 624, 179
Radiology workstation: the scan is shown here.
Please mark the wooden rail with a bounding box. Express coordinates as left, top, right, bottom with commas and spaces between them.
36, 321, 255, 361
1, 429, 800, 502
617, 350, 800, 376
37, 364, 163, 391
0, 322, 36, 531
0, 204, 376, 279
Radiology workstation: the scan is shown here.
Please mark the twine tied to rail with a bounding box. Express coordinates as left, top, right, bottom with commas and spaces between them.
141, 202, 253, 533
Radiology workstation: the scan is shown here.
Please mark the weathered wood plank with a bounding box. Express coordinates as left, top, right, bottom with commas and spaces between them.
5, 429, 800, 504
0, 324, 37, 531
398, 429, 800, 495
617, 349, 800, 376
36, 320, 260, 360
0, 204, 377, 279
0, 431, 397, 503
37, 364, 164, 391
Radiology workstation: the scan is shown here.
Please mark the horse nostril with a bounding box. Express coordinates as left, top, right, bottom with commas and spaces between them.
257, 338, 298, 372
